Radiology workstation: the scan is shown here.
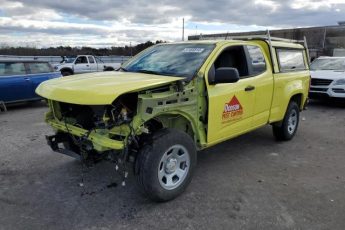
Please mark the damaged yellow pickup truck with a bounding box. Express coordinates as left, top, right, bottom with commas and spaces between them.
36, 37, 310, 202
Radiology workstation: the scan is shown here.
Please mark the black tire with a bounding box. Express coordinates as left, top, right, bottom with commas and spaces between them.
61, 70, 72, 76
272, 101, 300, 141
104, 67, 114, 71
136, 128, 197, 202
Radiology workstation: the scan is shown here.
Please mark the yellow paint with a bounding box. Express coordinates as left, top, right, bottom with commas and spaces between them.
38, 40, 310, 151
269, 70, 309, 122
201, 40, 309, 147
47, 119, 124, 150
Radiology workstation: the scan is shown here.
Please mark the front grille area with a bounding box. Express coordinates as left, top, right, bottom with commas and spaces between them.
310, 87, 328, 92
311, 78, 333, 86
332, 88, 345, 94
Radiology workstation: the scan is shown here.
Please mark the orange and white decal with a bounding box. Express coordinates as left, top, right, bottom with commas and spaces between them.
222, 96, 243, 123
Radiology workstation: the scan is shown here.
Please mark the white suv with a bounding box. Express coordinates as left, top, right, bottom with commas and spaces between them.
310, 56, 345, 99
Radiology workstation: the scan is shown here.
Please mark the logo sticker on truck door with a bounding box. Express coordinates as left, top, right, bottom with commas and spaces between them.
222, 96, 243, 123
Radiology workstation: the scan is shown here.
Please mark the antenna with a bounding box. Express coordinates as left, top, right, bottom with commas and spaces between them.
224, 31, 229, 40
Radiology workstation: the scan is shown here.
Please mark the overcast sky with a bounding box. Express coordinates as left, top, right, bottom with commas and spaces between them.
0, 0, 344, 48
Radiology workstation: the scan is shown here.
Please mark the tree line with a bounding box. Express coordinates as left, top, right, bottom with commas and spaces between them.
0, 40, 165, 56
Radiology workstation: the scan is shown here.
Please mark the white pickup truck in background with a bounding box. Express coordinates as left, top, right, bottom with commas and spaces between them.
54, 55, 122, 76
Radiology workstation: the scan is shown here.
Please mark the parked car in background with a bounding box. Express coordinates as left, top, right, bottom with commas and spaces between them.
54, 55, 121, 76
309, 56, 345, 99
0, 61, 61, 106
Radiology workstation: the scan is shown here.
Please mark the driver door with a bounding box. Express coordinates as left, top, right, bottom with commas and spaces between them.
74, 56, 90, 73
206, 45, 256, 145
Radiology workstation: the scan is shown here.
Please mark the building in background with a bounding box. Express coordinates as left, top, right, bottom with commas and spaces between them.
188, 22, 345, 60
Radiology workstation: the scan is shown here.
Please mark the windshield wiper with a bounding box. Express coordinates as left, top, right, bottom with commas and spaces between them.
117, 66, 128, 72
135, 69, 178, 77
136, 69, 161, 75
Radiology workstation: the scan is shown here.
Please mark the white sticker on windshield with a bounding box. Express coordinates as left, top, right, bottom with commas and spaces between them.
182, 48, 205, 53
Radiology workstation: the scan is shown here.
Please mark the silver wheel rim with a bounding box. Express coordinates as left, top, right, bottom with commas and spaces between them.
287, 109, 298, 134
158, 144, 190, 190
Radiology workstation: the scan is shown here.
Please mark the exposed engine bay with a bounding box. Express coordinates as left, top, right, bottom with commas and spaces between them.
45, 83, 198, 187
46, 93, 140, 185
59, 93, 138, 130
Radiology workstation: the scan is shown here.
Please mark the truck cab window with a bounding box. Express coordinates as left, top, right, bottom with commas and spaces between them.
209, 45, 267, 81
88, 56, 95, 63
246, 45, 266, 75
75, 56, 88, 64
277, 49, 306, 72
212, 46, 249, 79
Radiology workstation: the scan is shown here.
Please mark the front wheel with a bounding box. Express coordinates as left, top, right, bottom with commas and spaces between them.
272, 101, 300, 141
136, 128, 197, 202
61, 70, 72, 76
104, 67, 114, 71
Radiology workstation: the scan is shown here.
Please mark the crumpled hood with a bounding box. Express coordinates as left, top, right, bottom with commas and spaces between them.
36, 71, 183, 105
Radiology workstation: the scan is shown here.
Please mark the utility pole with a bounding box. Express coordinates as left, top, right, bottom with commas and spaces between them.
322, 27, 327, 50
182, 18, 184, 41
130, 42, 132, 57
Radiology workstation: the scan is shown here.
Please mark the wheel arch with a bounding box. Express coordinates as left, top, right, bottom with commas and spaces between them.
290, 93, 304, 110
142, 112, 199, 146
104, 66, 114, 71
60, 67, 74, 75
270, 92, 304, 126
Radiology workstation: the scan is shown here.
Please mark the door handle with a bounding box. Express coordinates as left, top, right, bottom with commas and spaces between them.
245, 85, 255, 91
24, 77, 30, 81
86, 65, 89, 67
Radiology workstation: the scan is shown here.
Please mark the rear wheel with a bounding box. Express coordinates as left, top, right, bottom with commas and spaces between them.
272, 101, 300, 141
136, 128, 197, 202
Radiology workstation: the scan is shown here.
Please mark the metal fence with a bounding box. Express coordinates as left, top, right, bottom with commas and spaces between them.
0, 55, 131, 65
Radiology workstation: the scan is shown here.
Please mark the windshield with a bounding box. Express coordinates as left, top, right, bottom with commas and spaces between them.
123, 43, 215, 79
311, 58, 345, 71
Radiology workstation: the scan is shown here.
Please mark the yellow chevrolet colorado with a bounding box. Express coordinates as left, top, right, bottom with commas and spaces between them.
36, 37, 310, 201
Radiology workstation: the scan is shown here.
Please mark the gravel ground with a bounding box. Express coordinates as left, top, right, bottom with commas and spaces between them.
0, 100, 345, 230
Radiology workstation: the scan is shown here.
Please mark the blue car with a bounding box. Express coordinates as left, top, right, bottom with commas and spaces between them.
0, 61, 61, 107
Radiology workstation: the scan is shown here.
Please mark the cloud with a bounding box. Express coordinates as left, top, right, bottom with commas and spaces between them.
290, 0, 345, 10
0, 0, 344, 47
254, 0, 281, 12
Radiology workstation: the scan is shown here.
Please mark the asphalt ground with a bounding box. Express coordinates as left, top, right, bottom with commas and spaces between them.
0, 99, 345, 230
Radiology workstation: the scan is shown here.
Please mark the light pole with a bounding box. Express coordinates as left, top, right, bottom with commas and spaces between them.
182, 18, 185, 41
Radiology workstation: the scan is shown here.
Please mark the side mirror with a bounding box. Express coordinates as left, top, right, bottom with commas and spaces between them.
210, 67, 240, 84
